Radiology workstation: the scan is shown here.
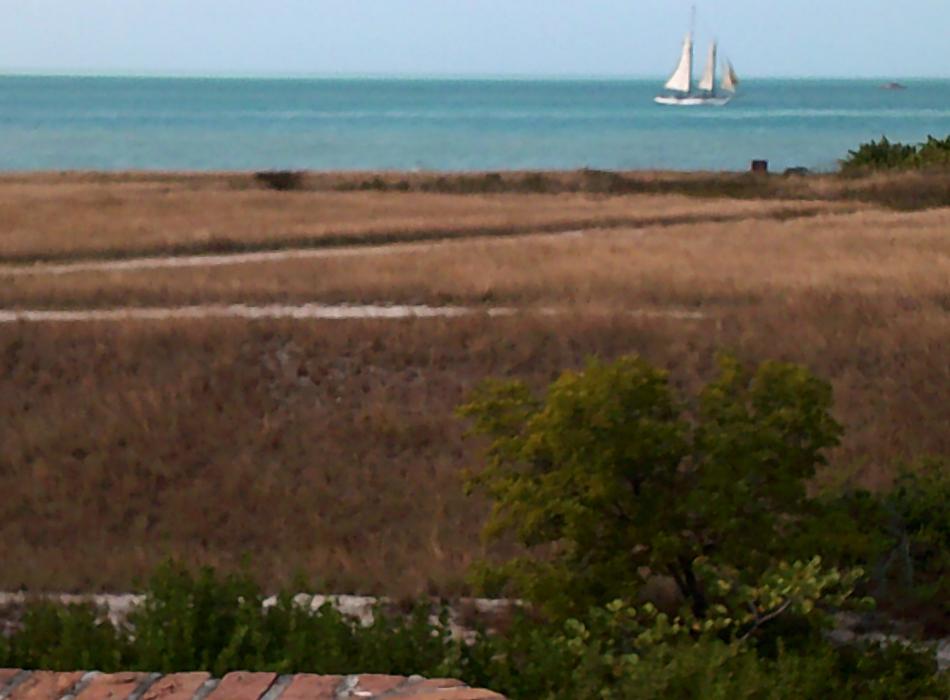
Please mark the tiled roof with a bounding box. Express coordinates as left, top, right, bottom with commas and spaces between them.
0, 670, 504, 699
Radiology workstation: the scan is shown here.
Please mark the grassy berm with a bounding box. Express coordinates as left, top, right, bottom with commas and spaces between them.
1, 302, 947, 594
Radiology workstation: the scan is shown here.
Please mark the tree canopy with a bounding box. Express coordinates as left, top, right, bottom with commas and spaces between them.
460, 354, 843, 618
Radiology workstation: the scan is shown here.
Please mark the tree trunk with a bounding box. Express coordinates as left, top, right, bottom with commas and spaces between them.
672, 556, 709, 619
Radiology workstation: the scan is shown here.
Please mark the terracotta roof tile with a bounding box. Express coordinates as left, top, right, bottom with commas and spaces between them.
0, 671, 504, 700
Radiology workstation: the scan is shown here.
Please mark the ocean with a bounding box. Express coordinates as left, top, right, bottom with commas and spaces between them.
1, 76, 948, 172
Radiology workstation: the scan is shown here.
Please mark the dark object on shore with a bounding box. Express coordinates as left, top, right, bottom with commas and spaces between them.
784, 166, 811, 177
751, 159, 769, 173
882, 82, 907, 90
255, 170, 305, 191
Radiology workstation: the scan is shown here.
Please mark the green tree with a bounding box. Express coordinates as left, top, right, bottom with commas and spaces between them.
460, 354, 844, 619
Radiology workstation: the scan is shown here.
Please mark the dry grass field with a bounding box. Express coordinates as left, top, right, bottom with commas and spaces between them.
0, 172, 947, 595
2, 207, 947, 310
4, 167, 947, 262
0, 175, 854, 263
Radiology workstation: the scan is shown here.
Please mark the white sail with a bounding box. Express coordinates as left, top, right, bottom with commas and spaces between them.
721, 60, 739, 93
664, 34, 693, 93
698, 42, 716, 92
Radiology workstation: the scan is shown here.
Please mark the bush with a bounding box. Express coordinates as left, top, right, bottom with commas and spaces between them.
886, 462, 950, 597
843, 137, 918, 171
561, 623, 946, 700
800, 458, 949, 634
1, 562, 467, 679
2, 565, 945, 699
0, 601, 130, 672
129, 561, 466, 678
841, 461, 948, 631
459, 354, 845, 620
915, 135, 950, 168
254, 170, 305, 191
842, 134, 950, 171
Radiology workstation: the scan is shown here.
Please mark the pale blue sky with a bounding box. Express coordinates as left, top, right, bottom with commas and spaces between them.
1, 1, 947, 79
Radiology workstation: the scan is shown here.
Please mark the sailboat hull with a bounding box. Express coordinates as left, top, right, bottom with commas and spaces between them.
654, 94, 732, 106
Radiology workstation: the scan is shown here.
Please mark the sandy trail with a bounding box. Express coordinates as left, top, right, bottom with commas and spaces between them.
0, 204, 858, 278
0, 238, 455, 277
0, 303, 707, 324
0, 207, 846, 322
0, 228, 704, 324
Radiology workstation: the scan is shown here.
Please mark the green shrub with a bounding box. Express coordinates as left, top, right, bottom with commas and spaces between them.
804, 459, 949, 632
564, 633, 946, 700
459, 354, 844, 620
1, 561, 946, 699
126, 561, 462, 678
1, 601, 129, 672
842, 134, 950, 171
870, 460, 948, 629
552, 597, 947, 700
915, 135, 950, 168
887, 461, 950, 577
129, 561, 267, 675
843, 137, 918, 171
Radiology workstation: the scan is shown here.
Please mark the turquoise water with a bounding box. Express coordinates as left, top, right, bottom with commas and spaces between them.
1, 76, 948, 172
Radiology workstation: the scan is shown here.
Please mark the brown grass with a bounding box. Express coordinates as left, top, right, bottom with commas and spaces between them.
332, 168, 950, 211
1, 172, 947, 595
2, 207, 946, 311
3, 167, 946, 205
1, 303, 947, 595
3, 167, 945, 264
0, 176, 857, 263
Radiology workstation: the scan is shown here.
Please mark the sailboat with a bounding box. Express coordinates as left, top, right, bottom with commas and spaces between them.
654, 10, 738, 106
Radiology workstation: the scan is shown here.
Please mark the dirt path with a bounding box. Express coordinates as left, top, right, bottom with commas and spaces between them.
0, 204, 859, 277
0, 303, 707, 324
0, 238, 453, 277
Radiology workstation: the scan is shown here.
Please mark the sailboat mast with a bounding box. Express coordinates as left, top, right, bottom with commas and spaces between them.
698, 42, 717, 93
688, 4, 696, 92
712, 43, 717, 93
689, 5, 697, 93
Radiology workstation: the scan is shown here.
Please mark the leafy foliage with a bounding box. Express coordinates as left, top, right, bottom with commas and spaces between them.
2, 563, 462, 679
460, 354, 843, 619
842, 134, 950, 171
0, 602, 130, 672
558, 603, 946, 700
814, 460, 950, 631
916, 135, 950, 168
884, 460, 950, 600
129, 561, 265, 675
1, 562, 945, 700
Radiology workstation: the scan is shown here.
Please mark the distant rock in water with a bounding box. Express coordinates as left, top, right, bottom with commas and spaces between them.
881, 82, 907, 90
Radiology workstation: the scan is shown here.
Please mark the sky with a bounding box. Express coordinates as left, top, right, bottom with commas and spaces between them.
1, 0, 948, 79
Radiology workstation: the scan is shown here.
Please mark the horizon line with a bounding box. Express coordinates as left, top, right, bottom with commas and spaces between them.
1, 69, 946, 82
